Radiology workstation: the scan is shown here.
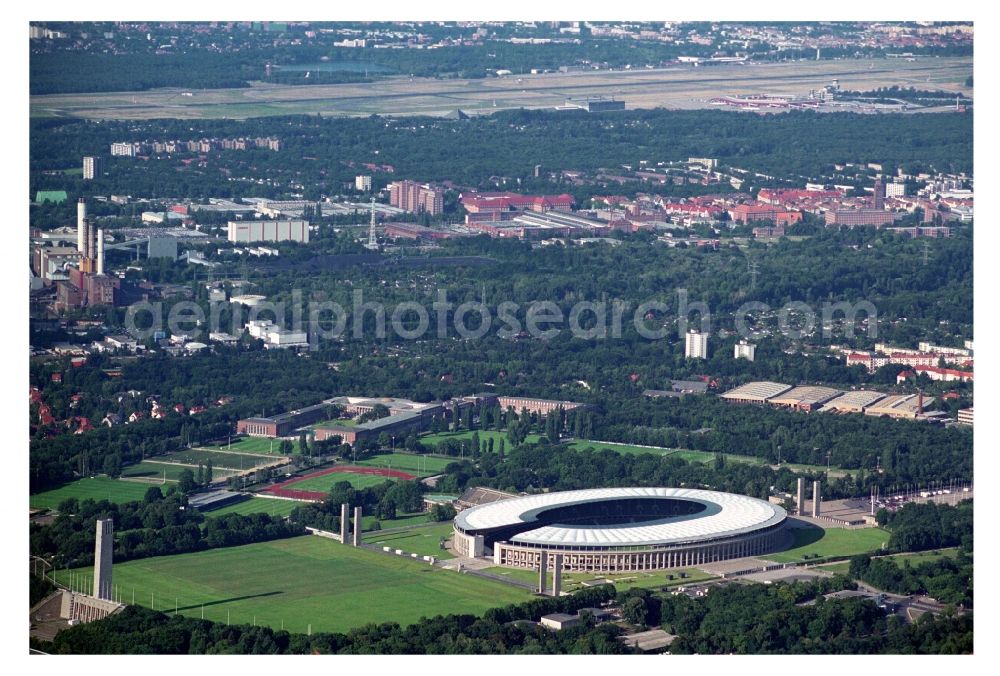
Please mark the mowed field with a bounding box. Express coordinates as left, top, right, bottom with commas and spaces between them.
120, 461, 239, 482
203, 438, 291, 455
486, 566, 717, 593
30, 477, 153, 510
419, 430, 542, 451
200, 497, 303, 518
816, 547, 960, 576
160, 449, 280, 470
287, 471, 399, 492
764, 524, 890, 564
52, 536, 529, 634
30, 58, 972, 120
566, 440, 763, 465
363, 523, 456, 559
357, 452, 455, 476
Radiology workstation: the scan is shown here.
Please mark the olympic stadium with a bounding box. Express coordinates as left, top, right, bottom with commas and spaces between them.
452, 487, 787, 572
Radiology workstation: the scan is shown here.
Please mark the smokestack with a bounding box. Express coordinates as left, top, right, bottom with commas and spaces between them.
82, 219, 92, 260
77, 199, 87, 253
97, 229, 105, 275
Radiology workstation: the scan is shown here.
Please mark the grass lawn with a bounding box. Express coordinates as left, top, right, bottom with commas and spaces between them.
30, 477, 153, 510
121, 461, 238, 482
356, 453, 454, 476
486, 566, 716, 592
159, 449, 277, 470
200, 497, 303, 518
814, 547, 960, 576
52, 535, 529, 634
886, 548, 961, 566
419, 430, 541, 450
119, 462, 183, 482
363, 523, 456, 559
362, 512, 431, 530
203, 438, 290, 455
765, 525, 890, 564
564, 441, 763, 466
288, 471, 398, 492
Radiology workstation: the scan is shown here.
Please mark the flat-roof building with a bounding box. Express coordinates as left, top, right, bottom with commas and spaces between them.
720, 381, 792, 404
768, 386, 843, 412
819, 390, 887, 413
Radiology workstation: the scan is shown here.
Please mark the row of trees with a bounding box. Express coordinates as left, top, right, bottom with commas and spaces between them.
36, 585, 623, 654
29, 489, 303, 568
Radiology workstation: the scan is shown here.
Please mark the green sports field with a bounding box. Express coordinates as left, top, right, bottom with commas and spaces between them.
158, 449, 278, 470
361, 512, 431, 530
30, 477, 153, 510
764, 525, 890, 564
202, 438, 290, 455
565, 440, 763, 466
199, 497, 303, 518
486, 566, 716, 592
418, 430, 542, 450
356, 453, 454, 476
120, 461, 239, 482
288, 471, 398, 492
52, 536, 529, 634
363, 523, 456, 559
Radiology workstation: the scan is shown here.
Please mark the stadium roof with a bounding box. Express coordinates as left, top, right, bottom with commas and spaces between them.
455, 487, 785, 547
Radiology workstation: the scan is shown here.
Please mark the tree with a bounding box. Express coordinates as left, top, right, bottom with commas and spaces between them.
143, 486, 164, 503
205, 460, 213, 485
178, 469, 197, 494
620, 596, 648, 627
299, 433, 309, 455
102, 453, 122, 479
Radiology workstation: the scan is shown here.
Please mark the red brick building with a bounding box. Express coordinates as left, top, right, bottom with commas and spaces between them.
729, 203, 802, 226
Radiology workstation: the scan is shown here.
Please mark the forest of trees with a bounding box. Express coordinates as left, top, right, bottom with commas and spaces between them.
657, 579, 972, 654
31, 108, 972, 201
849, 552, 973, 608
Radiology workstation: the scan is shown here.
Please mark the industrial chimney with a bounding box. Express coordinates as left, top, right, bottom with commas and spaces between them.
97, 229, 105, 275
77, 199, 87, 253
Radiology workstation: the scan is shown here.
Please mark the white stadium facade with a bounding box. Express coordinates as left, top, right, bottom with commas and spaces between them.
453, 487, 787, 572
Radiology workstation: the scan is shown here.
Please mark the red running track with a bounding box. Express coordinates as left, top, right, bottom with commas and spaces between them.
261, 465, 416, 502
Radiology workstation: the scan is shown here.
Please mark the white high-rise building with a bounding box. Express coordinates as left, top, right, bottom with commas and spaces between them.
685, 330, 708, 359
734, 340, 756, 361
355, 175, 372, 192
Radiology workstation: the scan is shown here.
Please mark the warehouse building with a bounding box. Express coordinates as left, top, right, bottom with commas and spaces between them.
864, 393, 934, 420
768, 386, 844, 412
227, 219, 310, 243
719, 381, 792, 404
819, 390, 887, 413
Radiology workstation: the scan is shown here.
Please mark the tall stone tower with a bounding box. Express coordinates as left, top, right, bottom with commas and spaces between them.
93, 519, 113, 601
